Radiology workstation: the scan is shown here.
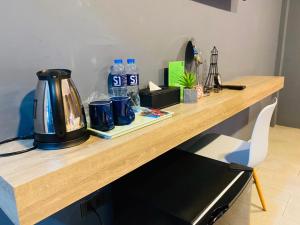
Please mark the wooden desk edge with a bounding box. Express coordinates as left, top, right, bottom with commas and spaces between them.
0, 176, 19, 225
1, 76, 284, 225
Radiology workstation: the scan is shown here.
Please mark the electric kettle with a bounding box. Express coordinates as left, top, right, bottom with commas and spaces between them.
33, 69, 89, 150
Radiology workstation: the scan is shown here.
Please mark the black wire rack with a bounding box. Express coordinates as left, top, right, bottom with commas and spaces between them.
204, 46, 222, 93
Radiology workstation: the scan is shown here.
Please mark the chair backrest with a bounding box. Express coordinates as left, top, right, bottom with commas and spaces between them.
248, 98, 278, 167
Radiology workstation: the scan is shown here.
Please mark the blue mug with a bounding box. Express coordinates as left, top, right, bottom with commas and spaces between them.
89, 100, 115, 131
111, 96, 135, 126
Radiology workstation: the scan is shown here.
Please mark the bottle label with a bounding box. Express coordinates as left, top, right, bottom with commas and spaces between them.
127, 74, 139, 86
112, 75, 126, 87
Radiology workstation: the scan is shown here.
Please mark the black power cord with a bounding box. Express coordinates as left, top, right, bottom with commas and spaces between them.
0, 135, 37, 158
88, 203, 103, 225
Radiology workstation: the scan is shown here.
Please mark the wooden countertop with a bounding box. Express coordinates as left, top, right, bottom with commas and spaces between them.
0, 76, 284, 225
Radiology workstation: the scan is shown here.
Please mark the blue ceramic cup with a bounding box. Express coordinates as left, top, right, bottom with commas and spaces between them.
111, 96, 135, 126
89, 100, 115, 131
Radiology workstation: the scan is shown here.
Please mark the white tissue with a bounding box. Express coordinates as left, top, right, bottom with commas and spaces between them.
149, 81, 162, 92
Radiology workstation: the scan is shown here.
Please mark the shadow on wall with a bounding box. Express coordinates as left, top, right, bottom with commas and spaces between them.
0, 93, 35, 225
0, 204, 80, 225
207, 107, 250, 139
192, 0, 232, 11
0, 209, 13, 225
17, 90, 35, 137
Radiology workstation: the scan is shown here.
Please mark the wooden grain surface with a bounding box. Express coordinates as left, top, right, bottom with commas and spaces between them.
0, 76, 284, 225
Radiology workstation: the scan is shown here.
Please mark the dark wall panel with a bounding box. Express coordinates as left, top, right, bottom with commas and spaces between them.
192, 0, 232, 11
277, 0, 300, 128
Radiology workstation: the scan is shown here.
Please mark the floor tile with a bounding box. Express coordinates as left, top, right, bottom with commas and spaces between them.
283, 196, 300, 223
227, 125, 300, 225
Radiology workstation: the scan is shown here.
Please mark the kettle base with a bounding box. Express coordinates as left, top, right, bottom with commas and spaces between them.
34, 132, 90, 150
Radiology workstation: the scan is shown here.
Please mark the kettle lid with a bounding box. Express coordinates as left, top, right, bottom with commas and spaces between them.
36, 69, 71, 80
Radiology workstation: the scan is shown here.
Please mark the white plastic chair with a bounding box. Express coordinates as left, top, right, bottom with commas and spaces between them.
178, 98, 278, 211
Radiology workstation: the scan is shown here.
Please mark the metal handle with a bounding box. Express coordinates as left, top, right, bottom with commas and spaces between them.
208, 205, 229, 225
48, 78, 66, 137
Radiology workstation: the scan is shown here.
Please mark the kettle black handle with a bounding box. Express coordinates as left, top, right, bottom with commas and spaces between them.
48, 77, 66, 137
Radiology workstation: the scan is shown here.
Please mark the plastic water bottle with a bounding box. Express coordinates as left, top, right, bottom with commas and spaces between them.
125, 58, 140, 107
108, 59, 127, 97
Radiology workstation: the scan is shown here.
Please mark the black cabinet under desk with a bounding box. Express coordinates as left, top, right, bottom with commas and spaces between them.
112, 150, 253, 225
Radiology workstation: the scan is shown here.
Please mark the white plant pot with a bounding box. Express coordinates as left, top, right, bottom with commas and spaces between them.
183, 88, 197, 103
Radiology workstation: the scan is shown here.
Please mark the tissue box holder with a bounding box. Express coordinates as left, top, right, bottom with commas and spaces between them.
139, 86, 180, 109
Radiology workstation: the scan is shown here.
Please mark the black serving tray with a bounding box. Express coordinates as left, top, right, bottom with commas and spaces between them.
139, 86, 180, 109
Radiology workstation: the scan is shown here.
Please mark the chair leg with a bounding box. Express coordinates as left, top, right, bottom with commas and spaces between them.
253, 169, 267, 211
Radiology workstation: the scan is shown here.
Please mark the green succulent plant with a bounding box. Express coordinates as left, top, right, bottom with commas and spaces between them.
178, 72, 197, 89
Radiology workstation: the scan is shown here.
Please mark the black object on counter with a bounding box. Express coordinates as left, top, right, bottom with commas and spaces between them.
139, 86, 180, 109
112, 150, 252, 225
204, 46, 221, 93
220, 85, 246, 90
185, 40, 195, 73
164, 68, 169, 87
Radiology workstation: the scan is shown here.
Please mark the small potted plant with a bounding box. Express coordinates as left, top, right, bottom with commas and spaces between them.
179, 72, 197, 103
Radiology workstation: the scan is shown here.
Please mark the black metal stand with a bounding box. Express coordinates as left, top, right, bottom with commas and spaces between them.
204, 46, 222, 94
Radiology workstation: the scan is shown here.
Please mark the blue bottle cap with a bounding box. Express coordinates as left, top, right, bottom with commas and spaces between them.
127, 58, 135, 64
114, 59, 123, 64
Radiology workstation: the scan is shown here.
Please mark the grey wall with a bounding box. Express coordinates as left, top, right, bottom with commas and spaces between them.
0, 0, 283, 224
0, 0, 282, 139
276, 0, 300, 128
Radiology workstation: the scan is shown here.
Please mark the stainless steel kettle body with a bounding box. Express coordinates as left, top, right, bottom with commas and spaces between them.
33, 69, 89, 149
